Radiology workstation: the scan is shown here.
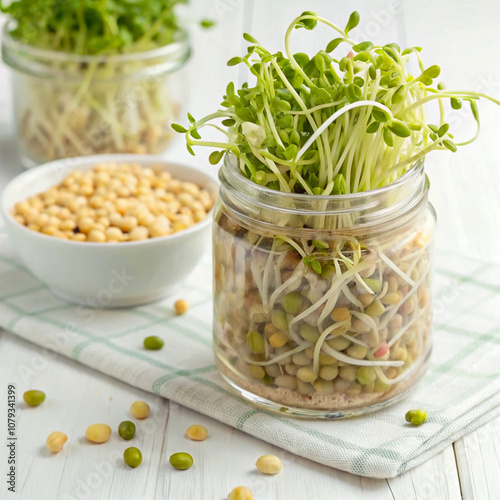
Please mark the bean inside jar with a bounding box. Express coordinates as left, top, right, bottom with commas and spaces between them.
11, 162, 214, 242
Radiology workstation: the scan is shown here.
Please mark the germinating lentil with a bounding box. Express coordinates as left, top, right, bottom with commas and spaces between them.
213, 207, 434, 413
130, 401, 150, 419
123, 447, 143, 468
186, 424, 208, 441
11, 162, 214, 242
227, 486, 253, 500
118, 421, 136, 440
169, 452, 193, 470
46, 431, 68, 452
23, 390, 45, 406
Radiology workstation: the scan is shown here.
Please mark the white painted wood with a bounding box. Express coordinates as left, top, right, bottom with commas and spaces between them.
386, 445, 462, 500
454, 417, 500, 500
0, 331, 463, 500
1, 0, 500, 498
0, 331, 171, 500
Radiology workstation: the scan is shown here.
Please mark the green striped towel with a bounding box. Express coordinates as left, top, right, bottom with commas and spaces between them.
0, 227, 499, 478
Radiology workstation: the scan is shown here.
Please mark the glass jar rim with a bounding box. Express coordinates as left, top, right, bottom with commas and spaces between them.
2, 20, 190, 78
222, 153, 425, 203
219, 153, 430, 232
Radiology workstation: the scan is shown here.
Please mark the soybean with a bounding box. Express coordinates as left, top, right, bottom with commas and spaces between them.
123, 447, 143, 468
227, 486, 253, 500
169, 452, 193, 470
256, 454, 282, 475
23, 390, 46, 407
86, 424, 112, 443
143, 336, 164, 350
130, 401, 150, 419
186, 425, 208, 441
174, 299, 189, 315
46, 431, 68, 452
118, 421, 136, 440
405, 409, 427, 426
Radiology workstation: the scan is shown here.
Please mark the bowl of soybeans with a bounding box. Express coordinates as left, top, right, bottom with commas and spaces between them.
2, 155, 217, 307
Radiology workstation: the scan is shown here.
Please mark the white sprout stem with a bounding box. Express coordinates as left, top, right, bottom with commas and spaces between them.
342, 333, 369, 348
312, 319, 351, 374
267, 263, 305, 312
349, 310, 379, 336
316, 257, 349, 327
387, 302, 430, 349
321, 343, 404, 368
245, 341, 313, 367
250, 252, 266, 301
374, 358, 421, 386
378, 248, 416, 287
353, 274, 375, 295
296, 258, 374, 332
377, 280, 389, 301
316, 287, 341, 331
275, 235, 307, 258
294, 100, 393, 163
340, 285, 365, 309
378, 262, 432, 330
260, 241, 280, 310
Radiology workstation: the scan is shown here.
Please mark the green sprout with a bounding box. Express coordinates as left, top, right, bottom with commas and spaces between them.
1, 0, 197, 164
1, 0, 187, 54
176, 11, 500, 195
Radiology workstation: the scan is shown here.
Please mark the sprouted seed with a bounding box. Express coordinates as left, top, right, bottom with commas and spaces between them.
176, 11, 499, 414
176, 11, 499, 195
0, 0, 212, 163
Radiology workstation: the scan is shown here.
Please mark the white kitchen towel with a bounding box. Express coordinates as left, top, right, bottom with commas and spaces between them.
0, 230, 499, 478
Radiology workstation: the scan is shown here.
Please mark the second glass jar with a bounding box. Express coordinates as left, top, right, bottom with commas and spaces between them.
2, 22, 190, 168
213, 155, 436, 418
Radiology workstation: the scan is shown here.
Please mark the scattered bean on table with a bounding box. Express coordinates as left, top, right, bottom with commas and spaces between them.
123, 447, 143, 468
143, 336, 164, 350
227, 486, 253, 500
405, 409, 427, 426
186, 425, 208, 441
174, 299, 189, 315
130, 401, 150, 419
23, 390, 46, 406
255, 454, 282, 475
169, 452, 194, 470
46, 431, 68, 452
85, 424, 112, 443
118, 421, 136, 440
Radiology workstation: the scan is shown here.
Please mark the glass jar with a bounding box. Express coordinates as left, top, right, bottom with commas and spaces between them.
2, 21, 190, 168
213, 154, 436, 418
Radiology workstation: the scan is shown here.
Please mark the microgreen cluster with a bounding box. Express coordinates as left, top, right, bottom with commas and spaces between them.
1, 0, 195, 54
176, 11, 499, 194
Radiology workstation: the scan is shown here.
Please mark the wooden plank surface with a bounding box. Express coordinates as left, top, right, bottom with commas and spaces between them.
1, 0, 500, 498
0, 331, 466, 500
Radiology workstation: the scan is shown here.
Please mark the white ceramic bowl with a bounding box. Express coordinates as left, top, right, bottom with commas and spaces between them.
1, 154, 218, 307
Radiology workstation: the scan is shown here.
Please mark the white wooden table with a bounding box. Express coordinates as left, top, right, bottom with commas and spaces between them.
1, 1, 499, 498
